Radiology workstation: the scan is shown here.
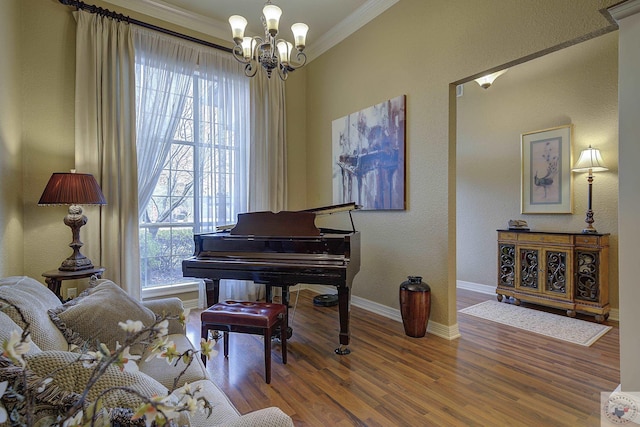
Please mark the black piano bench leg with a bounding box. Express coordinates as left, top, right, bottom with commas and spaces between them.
335, 345, 351, 355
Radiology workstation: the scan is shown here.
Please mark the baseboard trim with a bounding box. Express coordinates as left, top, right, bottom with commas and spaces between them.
456, 280, 620, 322
300, 285, 461, 341
457, 280, 496, 295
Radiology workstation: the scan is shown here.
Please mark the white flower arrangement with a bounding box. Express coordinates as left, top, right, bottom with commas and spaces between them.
0, 299, 217, 427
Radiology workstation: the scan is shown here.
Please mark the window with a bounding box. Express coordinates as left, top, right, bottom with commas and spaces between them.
137, 67, 249, 289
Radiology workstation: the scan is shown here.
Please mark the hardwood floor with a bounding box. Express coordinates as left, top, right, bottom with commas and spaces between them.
186, 289, 619, 426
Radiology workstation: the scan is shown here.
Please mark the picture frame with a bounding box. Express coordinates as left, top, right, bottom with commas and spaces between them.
521, 125, 573, 214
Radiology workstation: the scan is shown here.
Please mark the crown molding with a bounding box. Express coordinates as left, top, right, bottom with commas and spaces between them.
101, 0, 231, 42
608, 0, 640, 22
304, 0, 399, 61
101, 0, 399, 62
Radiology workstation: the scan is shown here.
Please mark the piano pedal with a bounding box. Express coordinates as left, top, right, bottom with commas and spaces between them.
208, 330, 222, 341
335, 345, 351, 355
272, 326, 293, 340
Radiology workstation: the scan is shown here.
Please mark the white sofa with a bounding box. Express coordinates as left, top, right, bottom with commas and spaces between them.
0, 276, 294, 426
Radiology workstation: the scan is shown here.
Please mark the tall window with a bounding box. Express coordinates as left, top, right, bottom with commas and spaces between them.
134, 31, 249, 289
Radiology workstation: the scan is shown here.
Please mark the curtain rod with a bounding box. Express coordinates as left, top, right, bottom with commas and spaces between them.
58, 0, 232, 54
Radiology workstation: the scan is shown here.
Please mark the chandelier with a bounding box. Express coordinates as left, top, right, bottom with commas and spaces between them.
228, 1, 309, 81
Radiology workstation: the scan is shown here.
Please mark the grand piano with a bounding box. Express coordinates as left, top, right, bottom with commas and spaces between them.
182, 203, 361, 354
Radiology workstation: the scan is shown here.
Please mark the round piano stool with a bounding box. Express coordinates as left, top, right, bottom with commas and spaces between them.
200, 301, 288, 384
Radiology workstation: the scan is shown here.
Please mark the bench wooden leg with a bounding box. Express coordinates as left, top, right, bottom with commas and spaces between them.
265, 326, 272, 384
281, 315, 287, 365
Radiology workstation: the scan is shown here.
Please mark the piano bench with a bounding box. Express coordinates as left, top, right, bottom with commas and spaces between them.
201, 300, 287, 384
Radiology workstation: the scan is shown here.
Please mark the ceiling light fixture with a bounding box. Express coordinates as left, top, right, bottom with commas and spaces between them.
229, 0, 309, 81
474, 69, 509, 89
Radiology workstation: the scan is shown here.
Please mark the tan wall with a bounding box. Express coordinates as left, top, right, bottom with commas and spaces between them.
301, 0, 618, 326
20, 0, 78, 286
457, 32, 619, 308
0, 0, 24, 277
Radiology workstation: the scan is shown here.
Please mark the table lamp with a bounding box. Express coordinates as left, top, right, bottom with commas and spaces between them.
38, 170, 106, 271
571, 146, 608, 234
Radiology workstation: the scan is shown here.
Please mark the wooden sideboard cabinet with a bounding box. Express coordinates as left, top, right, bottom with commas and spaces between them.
496, 230, 609, 322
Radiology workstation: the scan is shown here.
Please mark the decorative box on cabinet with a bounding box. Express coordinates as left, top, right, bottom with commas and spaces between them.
496, 230, 609, 322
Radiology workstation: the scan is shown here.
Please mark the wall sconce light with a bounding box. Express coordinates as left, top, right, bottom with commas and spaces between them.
571, 146, 608, 234
474, 69, 508, 89
38, 170, 107, 271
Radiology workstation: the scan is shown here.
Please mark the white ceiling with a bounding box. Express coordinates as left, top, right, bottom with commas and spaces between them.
102, 0, 398, 60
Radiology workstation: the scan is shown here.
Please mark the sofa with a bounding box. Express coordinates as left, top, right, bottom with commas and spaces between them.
0, 276, 294, 426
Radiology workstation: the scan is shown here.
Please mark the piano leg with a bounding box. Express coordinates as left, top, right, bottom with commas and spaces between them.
281, 285, 293, 339
204, 279, 220, 307
336, 285, 351, 355
204, 279, 221, 340
265, 284, 293, 340
265, 284, 273, 303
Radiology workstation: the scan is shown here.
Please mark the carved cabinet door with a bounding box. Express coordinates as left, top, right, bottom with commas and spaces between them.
516, 246, 541, 292
540, 247, 572, 300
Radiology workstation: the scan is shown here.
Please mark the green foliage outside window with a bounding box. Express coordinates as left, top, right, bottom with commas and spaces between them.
140, 227, 194, 288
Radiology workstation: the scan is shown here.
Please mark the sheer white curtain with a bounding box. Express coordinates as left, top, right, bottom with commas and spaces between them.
74, 10, 140, 298
198, 49, 263, 302
132, 28, 199, 217
249, 71, 288, 212
242, 69, 288, 301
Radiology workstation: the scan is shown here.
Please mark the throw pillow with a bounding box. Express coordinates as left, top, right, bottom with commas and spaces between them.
25, 350, 169, 411
0, 311, 42, 356
0, 276, 69, 351
48, 280, 158, 355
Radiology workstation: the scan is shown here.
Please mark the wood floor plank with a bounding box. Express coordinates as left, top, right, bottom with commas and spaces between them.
187, 288, 619, 426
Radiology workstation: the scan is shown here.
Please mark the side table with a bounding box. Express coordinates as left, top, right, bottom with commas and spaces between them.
42, 266, 105, 301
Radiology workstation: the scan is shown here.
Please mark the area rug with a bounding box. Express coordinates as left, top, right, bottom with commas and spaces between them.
459, 300, 611, 346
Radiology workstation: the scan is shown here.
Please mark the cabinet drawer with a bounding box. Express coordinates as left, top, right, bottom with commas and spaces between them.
518, 233, 571, 245
498, 232, 517, 241
574, 235, 600, 246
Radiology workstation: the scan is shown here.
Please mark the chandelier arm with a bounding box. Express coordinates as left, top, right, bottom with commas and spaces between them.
276, 64, 288, 81
289, 51, 307, 70
244, 62, 259, 78
231, 45, 251, 65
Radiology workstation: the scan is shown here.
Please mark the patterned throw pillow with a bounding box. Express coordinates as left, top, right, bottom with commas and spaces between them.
0, 276, 69, 351
48, 280, 158, 355
0, 311, 42, 355
25, 351, 169, 410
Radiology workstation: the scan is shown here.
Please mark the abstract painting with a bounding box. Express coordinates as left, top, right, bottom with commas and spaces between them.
332, 95, 406, 210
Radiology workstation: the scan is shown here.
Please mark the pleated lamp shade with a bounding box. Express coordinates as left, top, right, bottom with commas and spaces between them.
38, 171, 106, 206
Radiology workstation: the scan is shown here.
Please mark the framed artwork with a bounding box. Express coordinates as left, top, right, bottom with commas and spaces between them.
331, 95, 406, 210
521, 124, 573, 214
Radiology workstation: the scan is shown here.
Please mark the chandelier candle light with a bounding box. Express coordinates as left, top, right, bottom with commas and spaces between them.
571, 145, 608, 234
229, 0, 309, 80
38, 170, 107, 271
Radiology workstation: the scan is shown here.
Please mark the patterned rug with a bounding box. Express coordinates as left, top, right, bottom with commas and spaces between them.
459, 300, 611, 346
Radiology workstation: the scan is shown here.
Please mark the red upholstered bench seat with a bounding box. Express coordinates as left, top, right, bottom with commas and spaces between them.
201, 300, 287, 383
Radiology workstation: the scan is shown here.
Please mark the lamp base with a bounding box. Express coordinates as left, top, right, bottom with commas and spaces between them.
581, 228, 599, 234
59, 255, 95, 272
58, 205, 96, 272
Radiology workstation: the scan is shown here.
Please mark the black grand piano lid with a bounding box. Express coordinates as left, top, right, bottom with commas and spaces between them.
213, 202, 360, 236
